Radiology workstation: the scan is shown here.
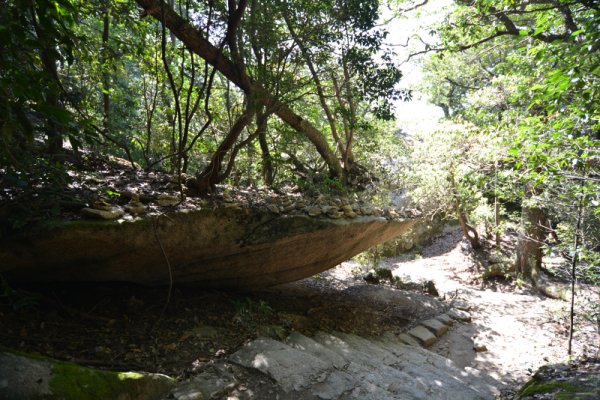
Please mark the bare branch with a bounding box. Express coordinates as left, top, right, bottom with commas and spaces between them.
397, 0, 429, 13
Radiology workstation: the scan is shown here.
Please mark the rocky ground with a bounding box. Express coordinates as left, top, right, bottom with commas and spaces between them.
357, 229, 599, 397
1, 228, 598, 399
1, 152, 418, 233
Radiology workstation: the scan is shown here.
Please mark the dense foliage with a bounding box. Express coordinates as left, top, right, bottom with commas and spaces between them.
1, 0, 598, 293
399, 0, 599, 337
0, 0, 406, 206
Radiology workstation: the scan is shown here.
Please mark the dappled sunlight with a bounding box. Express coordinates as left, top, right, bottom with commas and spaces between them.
380, 228, 581, 386
251, 354, 270, 369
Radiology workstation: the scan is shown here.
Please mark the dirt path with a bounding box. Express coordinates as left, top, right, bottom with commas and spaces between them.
2, 227, 597, 399
368, 229, 600, 388
274, 227, 599, 392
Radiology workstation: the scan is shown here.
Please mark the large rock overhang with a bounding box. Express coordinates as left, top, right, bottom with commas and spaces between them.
0, 208, 418, 289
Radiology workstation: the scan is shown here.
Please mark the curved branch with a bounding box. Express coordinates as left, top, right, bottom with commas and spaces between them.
135, 0, 343, 178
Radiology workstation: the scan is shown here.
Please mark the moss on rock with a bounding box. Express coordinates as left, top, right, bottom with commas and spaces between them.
518, 367, 600, 399
0, 351, 174, 400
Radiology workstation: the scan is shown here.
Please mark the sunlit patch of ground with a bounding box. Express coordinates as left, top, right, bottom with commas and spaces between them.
320, 228, 598, 392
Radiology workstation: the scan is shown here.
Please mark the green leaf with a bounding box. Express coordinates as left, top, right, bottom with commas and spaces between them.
570, 30, 583, 38
34, 104, 71, 124
532, 27, 545, 36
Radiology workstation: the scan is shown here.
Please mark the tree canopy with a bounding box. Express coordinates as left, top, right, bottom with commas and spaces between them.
2, 0, 405, 184
1, 0, 598, 294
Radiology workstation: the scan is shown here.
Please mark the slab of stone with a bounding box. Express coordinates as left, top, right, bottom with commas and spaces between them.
397, 333, 421, 346
0, 351, 174, 400
436, 313, 454, 326
342, 285, 444, 318
308, 370, 356, 400
378, 339, 502, 399
0, 352, 52, 399
421, 318, 449, 337
229, 337, 330, 392
285, 331, 347, 369
169, 363, 236, 400
333, 332, 400, 365
81, 206, 124, 220
448, 308, 472, 322
453, 300, 471, 311
156, 194, 180, 206
225, 331, 503, 400
407, 325, 437, 347
1, 207, 417, 289
313, 333, 431, 399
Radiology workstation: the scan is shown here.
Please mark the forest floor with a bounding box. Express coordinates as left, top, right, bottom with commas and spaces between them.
1, 228, 598, 398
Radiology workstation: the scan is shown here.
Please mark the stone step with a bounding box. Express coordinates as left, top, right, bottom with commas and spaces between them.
398, 332, 421, 346
407, 325, 437, 347
436, 313, 454, 326
222, 330, 503, 400
421, 318, 450, 337
448, 308, 472, 322
383, 307, 463, 350
168, 302, 496, 400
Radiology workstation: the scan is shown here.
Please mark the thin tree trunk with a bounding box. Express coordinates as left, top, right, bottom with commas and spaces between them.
282, 13, 346, 158
495, 161, 501, 247
495, 196, 501, 247
449, 171, 480, 249
135, 0, 343, 178
190, 104, 255, 194
454, 200, 481, 249
102, 1, 111, 133
30, 5, 64, 156
256, 108, 273, 186
516, 205, 545, 284
568, 180, 584, 356
341, 62, 356, 169
331, 74, 355, 170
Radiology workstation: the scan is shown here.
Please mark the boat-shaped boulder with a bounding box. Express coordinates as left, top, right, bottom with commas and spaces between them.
0, 208, 416, 289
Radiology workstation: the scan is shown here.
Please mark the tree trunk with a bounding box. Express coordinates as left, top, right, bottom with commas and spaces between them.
454, 200, 481, 249
256, 108, 273, 186
516, 204, 546, 284
449, 171, 480, 249
331, 74, 355, 172
495, 195, 501, 247
341, 62, 356, 170
282, 13, 346, 159
102, 1, 111, 133
31, 5, 64, 156
135, 0, 343, 179
189, 104, 255, 194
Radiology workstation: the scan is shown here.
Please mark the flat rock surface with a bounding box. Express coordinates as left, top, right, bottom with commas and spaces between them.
215, 331, 500, 400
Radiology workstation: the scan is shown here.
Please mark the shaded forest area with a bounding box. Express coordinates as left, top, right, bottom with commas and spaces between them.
0, 0, 599, 351
0, 2, 599, 398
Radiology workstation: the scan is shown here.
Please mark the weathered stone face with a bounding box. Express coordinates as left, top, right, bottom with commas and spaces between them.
0, 208, 417, 289
0, 352, 174, 400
